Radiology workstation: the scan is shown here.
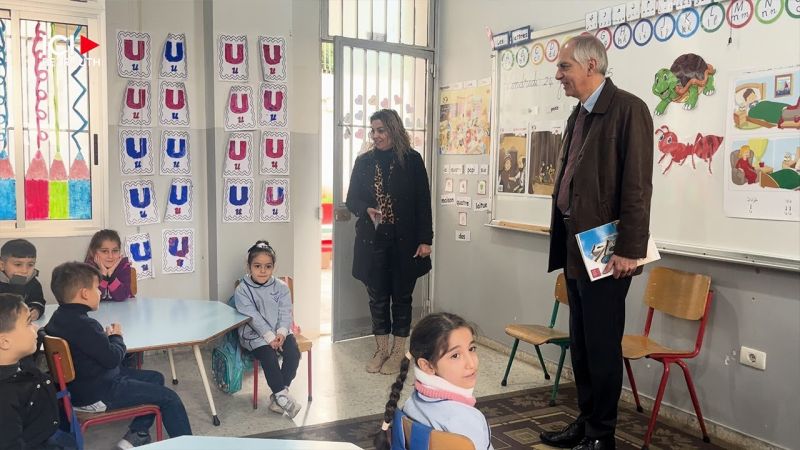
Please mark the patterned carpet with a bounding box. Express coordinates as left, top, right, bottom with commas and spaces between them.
251, 384, 727, 449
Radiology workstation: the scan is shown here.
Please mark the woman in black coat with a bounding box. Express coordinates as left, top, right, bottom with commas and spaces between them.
345, 109, 433, 375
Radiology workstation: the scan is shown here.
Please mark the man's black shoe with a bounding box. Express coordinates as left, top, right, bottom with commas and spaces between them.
539, 421, 585, 448
571, 436, 616, 450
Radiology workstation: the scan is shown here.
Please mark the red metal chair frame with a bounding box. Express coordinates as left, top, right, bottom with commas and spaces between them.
624, 291, 714, 450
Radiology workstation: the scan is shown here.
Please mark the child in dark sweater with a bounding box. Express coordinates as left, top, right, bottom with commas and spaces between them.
44, 262, 191, 449
0, 293, 76, 450
0, 240, 45, 320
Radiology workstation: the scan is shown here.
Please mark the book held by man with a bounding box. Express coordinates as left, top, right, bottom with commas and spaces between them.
575, 221, 660, 281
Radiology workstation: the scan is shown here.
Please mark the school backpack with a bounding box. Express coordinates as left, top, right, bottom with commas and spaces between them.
211, 296, 253, 394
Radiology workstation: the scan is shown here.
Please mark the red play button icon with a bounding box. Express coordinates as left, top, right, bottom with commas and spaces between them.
79, 35, 99, 54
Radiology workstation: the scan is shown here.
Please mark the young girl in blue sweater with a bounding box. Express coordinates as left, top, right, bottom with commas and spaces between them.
234, 240, 302, 418
374, 312, 494, 450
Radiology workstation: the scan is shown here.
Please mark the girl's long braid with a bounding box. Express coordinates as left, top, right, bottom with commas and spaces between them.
374, 355, 411, 450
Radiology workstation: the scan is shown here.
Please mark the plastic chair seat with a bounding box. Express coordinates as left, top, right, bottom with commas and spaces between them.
622, 335, 688, 360
505, 324, 568, 345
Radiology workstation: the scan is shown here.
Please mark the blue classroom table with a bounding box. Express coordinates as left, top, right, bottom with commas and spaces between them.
138, 436, 362, 449
38, 298, 250, 425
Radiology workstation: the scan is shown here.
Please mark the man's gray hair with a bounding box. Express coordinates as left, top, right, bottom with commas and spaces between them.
569, 35, 608, 75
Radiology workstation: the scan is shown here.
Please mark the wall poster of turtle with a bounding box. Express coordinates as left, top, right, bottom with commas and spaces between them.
652, 53, 716, 116
724, 67, 800, 222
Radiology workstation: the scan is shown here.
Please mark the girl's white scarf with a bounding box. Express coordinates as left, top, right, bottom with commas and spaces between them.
413, 364, 476, 406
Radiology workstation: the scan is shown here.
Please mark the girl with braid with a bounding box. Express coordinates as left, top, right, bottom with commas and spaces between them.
374, 312, 493, 450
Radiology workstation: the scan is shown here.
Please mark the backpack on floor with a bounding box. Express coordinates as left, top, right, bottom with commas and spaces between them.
211, 296, 253, 394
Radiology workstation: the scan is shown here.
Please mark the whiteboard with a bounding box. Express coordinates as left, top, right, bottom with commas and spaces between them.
489, 1, 800, 267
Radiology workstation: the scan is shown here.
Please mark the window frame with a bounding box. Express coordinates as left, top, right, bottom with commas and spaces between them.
0, 3, 108, 238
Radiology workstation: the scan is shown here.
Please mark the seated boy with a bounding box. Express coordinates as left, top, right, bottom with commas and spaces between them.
0, 293, 76, 450
0, 240, 45, 321
44, 262, 192, 449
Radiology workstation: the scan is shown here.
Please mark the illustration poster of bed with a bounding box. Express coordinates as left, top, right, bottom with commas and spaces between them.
725, 67, 799, 221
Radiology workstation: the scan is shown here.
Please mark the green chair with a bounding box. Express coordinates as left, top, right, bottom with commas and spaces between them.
501, 273, 570, 406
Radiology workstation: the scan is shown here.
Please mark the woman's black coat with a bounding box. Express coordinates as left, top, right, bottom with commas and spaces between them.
345, 149, 433, 286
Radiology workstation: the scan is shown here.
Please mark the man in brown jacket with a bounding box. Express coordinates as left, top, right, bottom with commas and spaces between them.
540, 36, 653, 450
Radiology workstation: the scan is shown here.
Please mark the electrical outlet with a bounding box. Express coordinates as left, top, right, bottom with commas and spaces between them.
739, 346, 767, 370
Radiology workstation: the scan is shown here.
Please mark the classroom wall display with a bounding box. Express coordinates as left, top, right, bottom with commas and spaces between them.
164, 177, 193, 222
119, 129, 154, 176
160, 33, 187, 79
124, 233, 154, 280
438, 79, 492, 154
224, 85, 256, 131
260, 130, 290, 175
724, 66, 800, 221
259, 36, 286, 81
162, 228, 195, 274
259, 82, 288, 127
477, 179, 487, 195
444, 178, 453, 193
0, 151, 15, 220
159, 130, 191, 175
217, 34, 248, 81
223, 177, 255, 222
652, 53, 716, 115
458, 179, 468, 194
122, 179, 159, 226
488, 5, 799, 263
158, 81, 190, 127
474, 198, 491, 211
440, 193, 455, 206
120, 80, 151, 126
496, 132, 527, 193
260, 178, 290, 222
527, 122, 563, 196
223, 132, 253, 177
116, 31, 151, 78
655, 125, 723, 174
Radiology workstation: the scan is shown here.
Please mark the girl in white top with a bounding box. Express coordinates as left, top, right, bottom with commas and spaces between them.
374, 312, 493, 450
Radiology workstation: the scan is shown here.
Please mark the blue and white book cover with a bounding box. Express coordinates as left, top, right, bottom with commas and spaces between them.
575, 220, 660, 281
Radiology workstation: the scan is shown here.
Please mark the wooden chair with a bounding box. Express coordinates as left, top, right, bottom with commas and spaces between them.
43, 336, 163, 449
392, 411, 475, 450
622, 267, 713, 450
233, 276, 313, 407
130, 266, 137, 297
501, 273, 570, 406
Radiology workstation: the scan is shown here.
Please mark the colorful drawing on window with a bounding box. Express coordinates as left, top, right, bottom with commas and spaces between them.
68, 151, 91, 220
119, 129, 154, 175
125, 233, 154, 280
48, 151, 68, 219
730, 67, 800, 132
217, 34, 248, 81
117, 31, 151, 78
164, 177, 193, 222
260, 130, 289, 175
158, 81, 190, 127
223, 132, 253, 177
259, 36, 286, 81
260, 178, 290, 222
0, 150, 14, 220
25, 151, 49, 220
162, 228, 195, 274
122, 179, 159, 226
160, 33, 187, 79
259, 82, 288, 128
527, 122, 563, 196
159, 130, 191, 175
223, 177, 254, 223
655, 125, 723, 174
120, 80, 152, 126
652, 53, 716, 115
224, 85, 256, 131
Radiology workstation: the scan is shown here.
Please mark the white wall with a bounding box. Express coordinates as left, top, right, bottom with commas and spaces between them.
436, 1, 799, 447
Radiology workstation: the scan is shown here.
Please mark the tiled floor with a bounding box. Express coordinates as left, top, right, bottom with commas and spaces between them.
82, 335, 547, 449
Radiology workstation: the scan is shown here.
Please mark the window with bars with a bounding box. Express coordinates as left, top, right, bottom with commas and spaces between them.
326, 0, 432, 47
0, 8, 104, 235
